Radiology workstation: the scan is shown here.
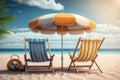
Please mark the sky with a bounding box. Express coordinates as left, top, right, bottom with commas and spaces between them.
0, 0, 120, 49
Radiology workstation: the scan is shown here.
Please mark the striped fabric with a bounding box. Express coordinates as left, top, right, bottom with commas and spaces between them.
77, 39, 101, 62
28, 38, 49, 62
28, 13, 96, 34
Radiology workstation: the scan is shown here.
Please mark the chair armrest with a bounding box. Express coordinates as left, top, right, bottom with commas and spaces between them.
50, 54, 55, 61
24, 54, 27, 60
68, 51, 78, 61
68, 51, 73, 59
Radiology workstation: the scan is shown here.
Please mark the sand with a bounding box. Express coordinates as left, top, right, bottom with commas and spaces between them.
0, 53, 120, 80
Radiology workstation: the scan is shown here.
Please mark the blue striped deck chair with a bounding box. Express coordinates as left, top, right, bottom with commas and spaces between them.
24, 38, 54, 73
68, 37, 105, 73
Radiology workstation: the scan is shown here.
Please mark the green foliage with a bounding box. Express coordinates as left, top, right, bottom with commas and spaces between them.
0, 16, 16, 27
0, 29, 10, 39
0, 0, 4, 5
0, 0, 16, 38
0, 8, 9, 16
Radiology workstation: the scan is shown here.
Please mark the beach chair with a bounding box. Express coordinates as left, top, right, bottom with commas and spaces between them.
24, 38, 55, 73
68, 37, 105, 73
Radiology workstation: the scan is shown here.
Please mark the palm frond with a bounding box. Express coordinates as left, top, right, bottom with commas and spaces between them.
0, 29, 10, 39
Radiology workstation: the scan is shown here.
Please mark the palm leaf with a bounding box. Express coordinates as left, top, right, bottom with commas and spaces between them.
0, 16, 16, 27
0, 0, 4, 5
0, 8, 9, 16
0, 0, 16, 39
0, 29, 10, 39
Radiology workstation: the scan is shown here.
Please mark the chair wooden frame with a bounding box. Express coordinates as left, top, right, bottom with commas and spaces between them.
24, 38, 54, 73
68, 37, 105, 73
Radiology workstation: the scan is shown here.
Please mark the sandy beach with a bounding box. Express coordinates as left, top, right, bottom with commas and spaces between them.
0, 53, 120, 80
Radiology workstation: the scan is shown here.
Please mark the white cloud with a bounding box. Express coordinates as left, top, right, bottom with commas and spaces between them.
13, 0, 64, 11
11, 28, 30, 32
0, 24, 120, 49
95, 24, 120, 34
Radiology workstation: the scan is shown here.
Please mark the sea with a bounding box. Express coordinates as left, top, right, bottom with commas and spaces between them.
0, 48, 120, 54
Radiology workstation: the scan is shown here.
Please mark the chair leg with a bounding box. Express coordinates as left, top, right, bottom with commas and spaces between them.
52, 66, 54, 73
25, 62, 28, 73
48, 56, 54, 69
49, 55, 54, 69
48, 60, 54, 73
51, 62, 54, 73
68, 61, 73, 71
73, 62, 78, 73
24, 54, 28, 73
48, 61, 52, 69
94, 61, 103, 73
89, 61, 95, 69
50, 62, 54, 73
25, 65, 27, 73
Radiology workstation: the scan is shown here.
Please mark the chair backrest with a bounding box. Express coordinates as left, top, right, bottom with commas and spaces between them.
24, 38, 51, 62
76, 38, 105, 62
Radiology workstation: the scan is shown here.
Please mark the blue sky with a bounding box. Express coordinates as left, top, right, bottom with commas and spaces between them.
0, 0, 120, 49
5, 0, 119, 29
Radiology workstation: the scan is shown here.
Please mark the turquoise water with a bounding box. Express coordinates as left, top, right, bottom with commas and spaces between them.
0, 49, 120, 54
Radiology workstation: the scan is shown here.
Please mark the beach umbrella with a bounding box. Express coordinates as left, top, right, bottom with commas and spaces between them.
28, 13, 96, 70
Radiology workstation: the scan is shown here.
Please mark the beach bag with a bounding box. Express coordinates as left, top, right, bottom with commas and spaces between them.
7, 54, 23, 71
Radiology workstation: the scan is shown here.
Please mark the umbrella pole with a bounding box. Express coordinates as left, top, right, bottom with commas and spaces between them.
61, 31, 63, 71
61, 26, 64, 72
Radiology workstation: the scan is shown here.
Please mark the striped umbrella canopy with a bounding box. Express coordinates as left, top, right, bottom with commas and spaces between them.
28, 13, 96, 70
28, 13, 96, 34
